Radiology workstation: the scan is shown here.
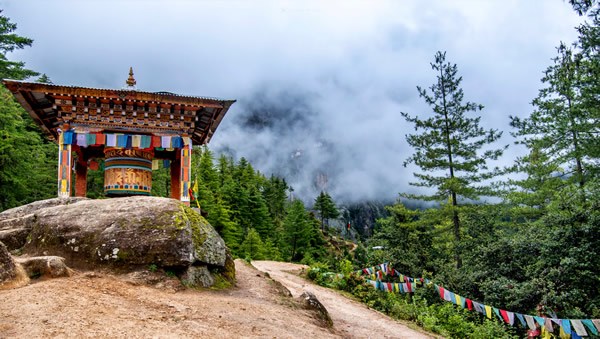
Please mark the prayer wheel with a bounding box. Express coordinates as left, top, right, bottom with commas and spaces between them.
103, 148, 154, 196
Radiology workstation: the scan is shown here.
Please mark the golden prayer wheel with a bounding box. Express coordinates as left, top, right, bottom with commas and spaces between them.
103, 148, 153, 196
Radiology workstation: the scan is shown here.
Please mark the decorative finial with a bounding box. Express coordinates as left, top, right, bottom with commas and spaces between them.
125, 67, 136, 89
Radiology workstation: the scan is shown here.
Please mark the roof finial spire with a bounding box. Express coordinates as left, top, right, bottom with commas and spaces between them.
125, 67, 136, 89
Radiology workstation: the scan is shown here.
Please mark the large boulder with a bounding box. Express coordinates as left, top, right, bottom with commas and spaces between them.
0, 196, 234, 288
0, 197, 87, 250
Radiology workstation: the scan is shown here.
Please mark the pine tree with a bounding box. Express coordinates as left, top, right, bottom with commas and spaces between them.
504, 144, 564, 220
283, 199, 311, 261
263, 237, 283, 261
0, 11, 38, 80
401, 51, 505, 268
510, 44, 598, 189
263, 175, 289, 224
239, 228, 265, 260
313, 191, 339, 232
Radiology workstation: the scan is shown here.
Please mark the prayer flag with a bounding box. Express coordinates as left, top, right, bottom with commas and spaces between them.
95, 133, 105, 145
161, 136, 171, 148
117, 134, 127, 147
132, 135, 141, 148
76, 133, 87, 147
485, 305, 492, 319
63, 130, 74, 144
582, 319, 598, 335
152, 135, 161, 148
466, 298, 473, 311
106, 134, 117, 147
571, 320, 587, 337
561, 319, 572, 335
493, 307, 502, 321
544, 318, 554, 332
507, 311, 515, 326
525, 315, 537, 330
500, 309, 510, 324
516, 313, 526, 327
535, 316, 546, 326
86, 133, 96, 146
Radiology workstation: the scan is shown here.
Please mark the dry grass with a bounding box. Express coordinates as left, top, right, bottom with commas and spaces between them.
0, 263, 30, 290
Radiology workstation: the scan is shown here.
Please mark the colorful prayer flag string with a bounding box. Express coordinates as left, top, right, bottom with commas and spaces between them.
357, 263, 600, 337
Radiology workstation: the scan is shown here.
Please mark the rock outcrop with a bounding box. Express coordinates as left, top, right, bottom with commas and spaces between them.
14, 256, 73, 279
0, 196, 235, 288
0, 241, 16, 285
299, 291, 333, 328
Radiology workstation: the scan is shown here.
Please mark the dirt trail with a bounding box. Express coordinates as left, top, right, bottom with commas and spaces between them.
252, 261, 433, 339
0, 260, 336, 338
0, 260, 433, 338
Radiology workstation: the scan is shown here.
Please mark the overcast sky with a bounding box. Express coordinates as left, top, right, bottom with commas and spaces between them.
2, 0, 585, 202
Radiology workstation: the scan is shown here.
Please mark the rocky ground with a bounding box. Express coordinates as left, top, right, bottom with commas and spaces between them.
0, 260, 434, 338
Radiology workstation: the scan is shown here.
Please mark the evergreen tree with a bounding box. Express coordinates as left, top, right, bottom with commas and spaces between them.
36, 73, 52, 84
401, 51, 505, 268
510, 44, 598, 189
263, 175, 289, 225
283, 199, 311, 261
504, 144, 564, 220
263, 237, 283, 261
239, 228, 265, 260
313, 191, 340, 232
0, 11, 39, 80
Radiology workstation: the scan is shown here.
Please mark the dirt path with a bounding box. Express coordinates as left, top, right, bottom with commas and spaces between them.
252, 261, 433, 339
0, 260, 338, 338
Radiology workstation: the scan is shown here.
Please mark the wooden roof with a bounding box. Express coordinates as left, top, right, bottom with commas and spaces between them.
2, 79, 236, 145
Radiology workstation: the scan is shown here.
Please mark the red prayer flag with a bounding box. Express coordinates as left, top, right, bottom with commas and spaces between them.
500, 309, 510, 324
95, 133, 105, 145
466, 298, 473, 311
438, 286, 445, 299
152, 135, 161, 148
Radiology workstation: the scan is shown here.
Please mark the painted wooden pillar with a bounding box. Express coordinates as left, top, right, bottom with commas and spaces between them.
74, 155, 88, 197
57, 128, 72, 198
170, 154, 181, 201
180, 137, 192, 206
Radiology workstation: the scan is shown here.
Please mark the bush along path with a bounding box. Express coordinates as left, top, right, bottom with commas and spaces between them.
308, 262, 600, 338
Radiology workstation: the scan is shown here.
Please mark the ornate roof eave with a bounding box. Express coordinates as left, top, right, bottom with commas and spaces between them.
2, 79, 236, 145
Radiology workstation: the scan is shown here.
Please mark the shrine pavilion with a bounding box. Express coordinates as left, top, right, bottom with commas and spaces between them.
3, 69, 235, 205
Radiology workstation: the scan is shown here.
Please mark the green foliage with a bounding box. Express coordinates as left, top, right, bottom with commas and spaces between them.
0, 11, 39, 80
239, 228, 265, 261
283, 199, 312, 261
510, 43, 597, 190
0, 85, 56, 211
313, 191, 339, 232
186, 148, 336, 264
401, 51, 506, 268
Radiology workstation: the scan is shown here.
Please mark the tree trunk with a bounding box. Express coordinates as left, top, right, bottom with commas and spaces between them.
440, 67, 462, 269
451, 193, 461, 269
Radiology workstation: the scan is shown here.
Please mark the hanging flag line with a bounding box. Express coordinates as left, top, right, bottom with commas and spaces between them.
354, 264, 600, 338
58, 130, 191, 150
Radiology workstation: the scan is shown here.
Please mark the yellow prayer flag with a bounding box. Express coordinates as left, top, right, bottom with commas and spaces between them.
485, 305, 492, 319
